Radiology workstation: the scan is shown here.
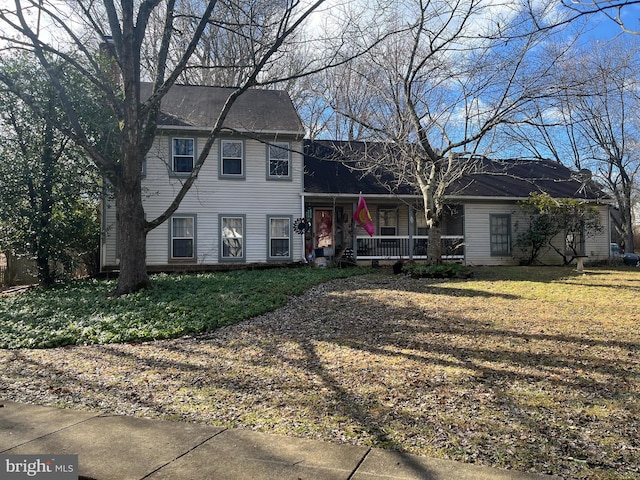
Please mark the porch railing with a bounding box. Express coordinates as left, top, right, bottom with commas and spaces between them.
353, 235, 464, 261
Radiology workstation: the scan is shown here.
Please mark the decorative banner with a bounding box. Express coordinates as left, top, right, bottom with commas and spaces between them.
353, 196, 375, 237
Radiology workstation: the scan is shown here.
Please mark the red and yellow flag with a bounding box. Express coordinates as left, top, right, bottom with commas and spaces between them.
353, 196, 375, 237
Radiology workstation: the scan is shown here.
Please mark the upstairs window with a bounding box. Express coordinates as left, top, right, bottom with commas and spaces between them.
221, 139, 244, 177
268, 142, 291, 179
172, 138, 194, 173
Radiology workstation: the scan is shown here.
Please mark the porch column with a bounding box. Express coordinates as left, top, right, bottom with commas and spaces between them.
408, 205, 414, 260
352, 198, 358, 261
301, 193, 306, 262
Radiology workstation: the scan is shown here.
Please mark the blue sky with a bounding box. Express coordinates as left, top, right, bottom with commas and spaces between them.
581, 3, 640, 40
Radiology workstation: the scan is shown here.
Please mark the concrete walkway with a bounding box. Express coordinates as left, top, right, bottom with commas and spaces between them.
1, 401, 558, 479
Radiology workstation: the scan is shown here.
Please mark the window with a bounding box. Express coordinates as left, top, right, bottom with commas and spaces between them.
379, 208, 398, 236
220, 140, 244, 177
220, 215, 245, 261
172, 138, 194, 173
414, 209, 429, 236
268, 216, 291, 259
268, 142, 290, 179
171, 216, 195, 259
490, 214, 511, 256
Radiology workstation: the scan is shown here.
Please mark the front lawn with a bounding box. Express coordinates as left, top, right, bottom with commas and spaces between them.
0, 267, 367, 348
1, 265, 639, 479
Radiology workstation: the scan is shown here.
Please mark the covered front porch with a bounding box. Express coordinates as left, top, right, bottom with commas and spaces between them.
302, 195, 465, 264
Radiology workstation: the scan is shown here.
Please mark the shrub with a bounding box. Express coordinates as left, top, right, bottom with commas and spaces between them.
401, 262, 472, 279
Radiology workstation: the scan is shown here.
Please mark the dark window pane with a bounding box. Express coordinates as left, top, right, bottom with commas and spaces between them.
223, 158, 242, 175
271, 239, 289, 257
173, 239, 193, 258
174, 157, 193, 172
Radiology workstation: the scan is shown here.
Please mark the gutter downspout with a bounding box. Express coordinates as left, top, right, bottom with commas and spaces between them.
301, 193, 306, 263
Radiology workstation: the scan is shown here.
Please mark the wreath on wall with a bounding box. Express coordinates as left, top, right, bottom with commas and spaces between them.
294, 217, 311, 235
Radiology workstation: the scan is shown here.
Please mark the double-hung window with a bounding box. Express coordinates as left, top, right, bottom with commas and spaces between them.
379, 208, 398, 249
220, 139, 244, 177
268, 216, 291, 259
172, 138, 194, 173
268, 142, 291, 179
220, 215, 245, 261
379, 208, 398, 236
490, 214, 511, 256
171, 216, 195, 260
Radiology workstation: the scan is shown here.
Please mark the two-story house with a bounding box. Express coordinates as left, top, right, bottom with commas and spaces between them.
101, 86, 614, 272
100, 84, 306, 272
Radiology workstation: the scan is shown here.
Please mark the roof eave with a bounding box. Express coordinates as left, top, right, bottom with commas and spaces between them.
303, 192, 614, 204
156, 124, 306, 138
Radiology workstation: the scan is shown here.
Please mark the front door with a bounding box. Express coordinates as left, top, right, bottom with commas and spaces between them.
314, 209, 333, 249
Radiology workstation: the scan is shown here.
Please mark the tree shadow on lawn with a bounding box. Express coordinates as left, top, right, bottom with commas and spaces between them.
137, 275, 638, 477
234, 276, 639, 477
1, 273, 638, 478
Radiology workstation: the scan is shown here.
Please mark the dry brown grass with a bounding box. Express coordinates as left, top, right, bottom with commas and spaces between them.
1, 266, 639, 479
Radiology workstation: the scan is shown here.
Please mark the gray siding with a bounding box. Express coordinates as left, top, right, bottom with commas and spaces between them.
465, 202, 611, 266
464, 203, 521, 266
102, 134, 303, 268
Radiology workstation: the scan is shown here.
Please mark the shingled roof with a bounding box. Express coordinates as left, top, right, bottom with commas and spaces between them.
141, 83, 305, 135
304, 140, 608, 201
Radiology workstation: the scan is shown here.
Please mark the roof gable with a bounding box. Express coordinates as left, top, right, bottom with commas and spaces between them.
304, 140, 608, 201
142, 83, 305, 135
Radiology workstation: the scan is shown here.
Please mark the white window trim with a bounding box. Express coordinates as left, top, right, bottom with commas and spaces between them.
379, 208, 398, 236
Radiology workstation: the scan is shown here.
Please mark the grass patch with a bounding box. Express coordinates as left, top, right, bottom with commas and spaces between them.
0, 267, 367, 348
2, 265, 639, 479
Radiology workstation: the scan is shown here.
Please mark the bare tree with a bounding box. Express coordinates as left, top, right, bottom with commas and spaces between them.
312, 0, 568, 262
505, 38, 640, 252
0, 0, 337, 295
561, 1, 640, 34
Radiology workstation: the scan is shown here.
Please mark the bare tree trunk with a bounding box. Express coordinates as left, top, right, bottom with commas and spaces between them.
427, 222, 442, 264
417, 158, 444, 264
113, 187, 149, 295
36, 101, 56, 287
112, 141, 150, 295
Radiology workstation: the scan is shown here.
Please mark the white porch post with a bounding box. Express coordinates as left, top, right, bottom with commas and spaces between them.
408, 205, 414, 260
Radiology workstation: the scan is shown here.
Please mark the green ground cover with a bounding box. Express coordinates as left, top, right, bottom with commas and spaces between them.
0, 267, 366, 348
